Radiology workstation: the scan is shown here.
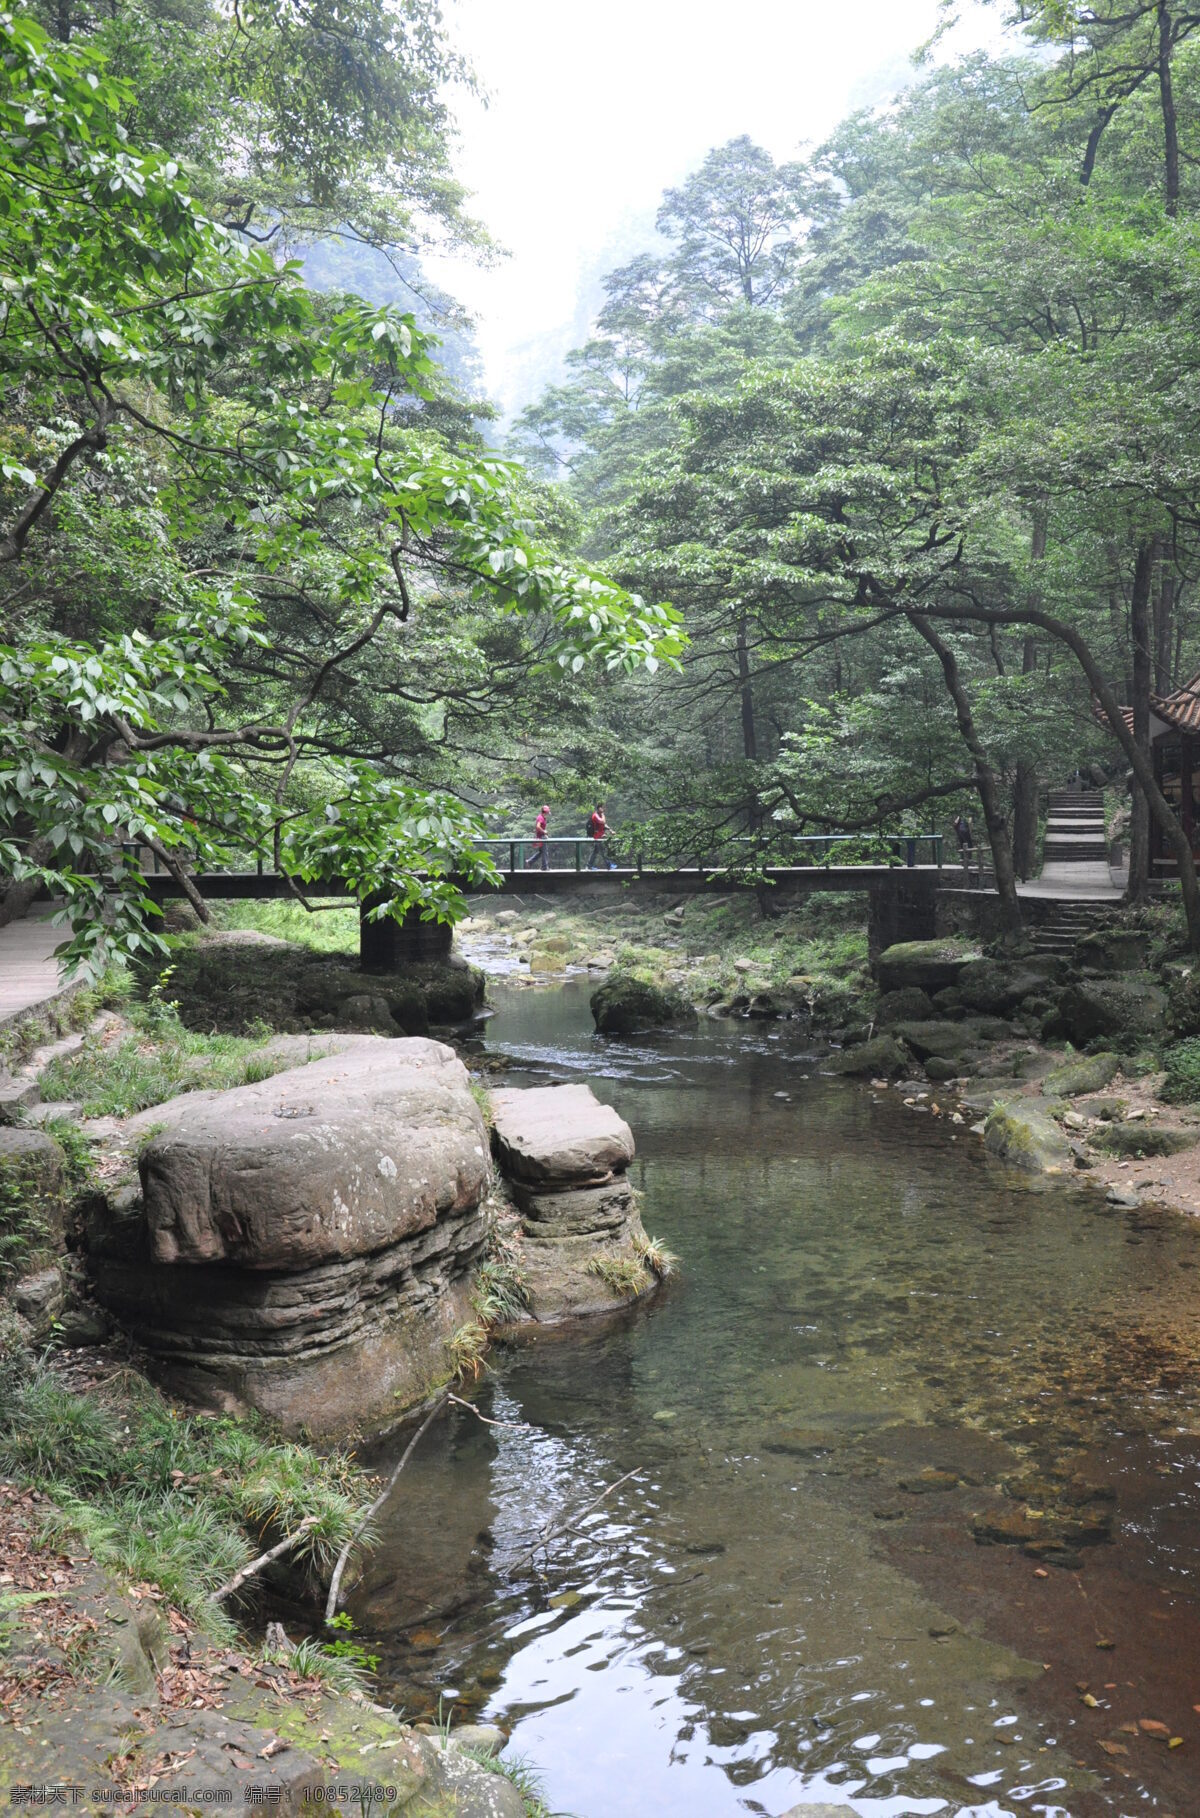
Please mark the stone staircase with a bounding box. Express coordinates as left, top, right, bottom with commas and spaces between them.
1028, 898, 1117, 955
1041, 788, 1108, 865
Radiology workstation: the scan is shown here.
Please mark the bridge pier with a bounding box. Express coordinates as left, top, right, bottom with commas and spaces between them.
867, 873, 939, 961
359, 898, 452, 971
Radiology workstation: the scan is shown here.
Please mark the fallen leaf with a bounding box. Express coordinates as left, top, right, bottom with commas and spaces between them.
1098, 1741, 1129, 1757
1034, 1568, 1049, 1579
260, 1738, 286, 1759
1096, 1639, 1115, 1649
1169, 1737, 1183, 1749
1082, 1693, 1101, 1708
1139, 1719, 1171, 1736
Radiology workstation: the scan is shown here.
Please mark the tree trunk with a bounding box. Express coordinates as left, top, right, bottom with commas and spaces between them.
908, 613, 1023, 933
1012, 636, 1040, 880
1128, 540, 1154, 901
1154, 539, 1176, 693
1158, 2, 1181, 216
736, 614, 758, 762
1012, 508, 1046, 881
1108, 586, 1132, 702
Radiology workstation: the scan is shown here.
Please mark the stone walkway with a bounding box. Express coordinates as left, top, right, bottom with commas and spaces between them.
1017, 862, 1126, 902
0, 911, 67, 1027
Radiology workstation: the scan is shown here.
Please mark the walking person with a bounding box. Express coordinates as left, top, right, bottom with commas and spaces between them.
524, 805, 550, 870
586, 802, 616, 870
953, 810, 974, 879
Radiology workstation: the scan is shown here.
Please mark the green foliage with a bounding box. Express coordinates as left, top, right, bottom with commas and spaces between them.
585, 1254, 650, 1297
457, 1746, 552, 1818
38, 994, 288, 1118
0, 1358, 371, 1628
472, 1238, 530, 1328
1160, 1038, 1200, 1104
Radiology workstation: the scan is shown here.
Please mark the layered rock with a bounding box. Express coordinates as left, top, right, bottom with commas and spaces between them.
489, 1083, 660, 1319
88, 1037, 490, 1435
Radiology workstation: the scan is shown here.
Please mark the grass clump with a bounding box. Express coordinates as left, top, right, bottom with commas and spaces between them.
472, 1231, 530, 1328
448, 1320, 490, 1381
0, 1119, 93, 1282
586, 1253, 650, 1297
0, 1358, 372, 1636
458, 1746, 552, 1818
632, 1231, 678, 1279
38, 969, 288, 1118
1161, 1037, 1200, 1104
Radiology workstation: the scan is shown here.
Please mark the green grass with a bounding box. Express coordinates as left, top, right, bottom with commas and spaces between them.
632, 1231, 677, 1279
0, 1358, 373, 1636
215, 900, 361, 954
38, 986, 289, 1118
0, 1115, 94, 1282
585, 1254, 650, 1297
1162, 1036, 1200, 1103
472, 1234, 530, 1327
458, 1745, 554, 1818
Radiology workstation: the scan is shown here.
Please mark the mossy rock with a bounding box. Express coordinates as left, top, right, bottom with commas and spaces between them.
958, 957, 1064, 1015
891, 1019, 996, 1062
1092, 1122, 1196, 1157
983, 1101, 1073, 1174
1076, 929, 1149, 973
1041, 1052, 1120, 1097
930, 986, 964, 1014
591, 971, 697, 1034
419, 961, 485, 1025
876, 940, 981, 993
1053, 979, 1168, 1048
924, 1056, 960, 1082
383, 979, 430, 1036
827, 1033, 909, 1078
876, 986, 935, 1025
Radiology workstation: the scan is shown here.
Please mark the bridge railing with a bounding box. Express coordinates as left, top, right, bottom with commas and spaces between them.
122, 830, 944, 881
482, 832, 944, 874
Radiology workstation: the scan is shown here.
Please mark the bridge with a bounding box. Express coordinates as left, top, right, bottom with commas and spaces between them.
136, 834, 948, 968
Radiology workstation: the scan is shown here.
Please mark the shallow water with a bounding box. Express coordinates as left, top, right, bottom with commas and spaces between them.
350, 982, 1200, 1818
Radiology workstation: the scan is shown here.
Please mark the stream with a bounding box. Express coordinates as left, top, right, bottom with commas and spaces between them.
349, 979, 1200, 1818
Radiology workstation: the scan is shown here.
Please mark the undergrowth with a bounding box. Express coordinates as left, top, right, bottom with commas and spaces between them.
0, 1116, 94, 1282
38, 968, 289, 1117
459, 1745, 552, 1818
1161, 1037, 1200, 1104
0, 1358, 373, 1639
586, 1254, 650, 1297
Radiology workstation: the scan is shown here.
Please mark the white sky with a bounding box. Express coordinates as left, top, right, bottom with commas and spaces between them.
427, 0, 1008, 416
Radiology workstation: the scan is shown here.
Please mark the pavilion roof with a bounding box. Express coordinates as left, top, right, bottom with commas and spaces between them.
1098, 669, 1200, 736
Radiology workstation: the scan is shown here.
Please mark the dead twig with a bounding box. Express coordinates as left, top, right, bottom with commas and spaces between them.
209, 1516, 318, 1604
324, 1395, 447, 1626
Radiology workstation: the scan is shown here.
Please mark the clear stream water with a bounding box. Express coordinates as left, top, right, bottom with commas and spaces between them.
349, 980, 1200, 1818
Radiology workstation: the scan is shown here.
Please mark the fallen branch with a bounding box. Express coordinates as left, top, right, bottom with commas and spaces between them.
447, 1393, 533, 1430
526, 1466, 644, 1585
210, 1515, 318, 1604
324, 1394, 447, 1626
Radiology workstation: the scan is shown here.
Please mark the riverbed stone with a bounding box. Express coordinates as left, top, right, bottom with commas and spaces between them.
590, 970, 697, 1034
89, 1038, 492, 1434
875, 939, 980, 993
983, 1101, 1073, 1173
827, 1033, 909, 1078
779, 1805, 860, 1817
1092, 1121, 1197, 1157
891, 1019, 992, 1062
1042, 1052, 1120, 1097
1076, 928, 1149, 972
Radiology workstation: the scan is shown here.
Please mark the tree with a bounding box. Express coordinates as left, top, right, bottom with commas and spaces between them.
0, 14, 684, 975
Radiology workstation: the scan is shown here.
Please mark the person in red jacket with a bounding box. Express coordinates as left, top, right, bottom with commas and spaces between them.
586, 802, 616, 870
525, 805, 550, 869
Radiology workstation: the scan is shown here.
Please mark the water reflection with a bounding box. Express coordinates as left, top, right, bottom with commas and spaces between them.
350, 982, 1200, 1817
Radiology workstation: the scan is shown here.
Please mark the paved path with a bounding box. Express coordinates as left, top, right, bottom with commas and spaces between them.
1017, 862, 1126, 902
0, 912, 67, 1026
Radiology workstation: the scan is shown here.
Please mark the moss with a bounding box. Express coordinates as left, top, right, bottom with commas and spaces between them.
1092, 1122, 1196, 1157
1042, 1052, 1120, 1097
591, 971, 696, 1034
983, 1102, 1072, 1173
827, 1033, 909, 1078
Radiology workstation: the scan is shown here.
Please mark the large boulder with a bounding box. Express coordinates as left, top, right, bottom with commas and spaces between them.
876, 940, 980, 993
89, 1038, 492, 1435
984, 1101, 1072, 1173
590, 971, 697, 1034
890, 1019, 998, 1063
1042, 1052, 1120, 1097
875, 986, 935, 1025
1076, 928, 1149, 973
489, 1084, 661, 1320
137, 1038, 487, 1268
957, 956, 1063, 1015
1052, 979, 1168, 1047
827, 1033, 909, 1078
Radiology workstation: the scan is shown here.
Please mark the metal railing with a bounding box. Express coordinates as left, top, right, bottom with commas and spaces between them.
123, 830, 944, 881
483, 832, 944, 874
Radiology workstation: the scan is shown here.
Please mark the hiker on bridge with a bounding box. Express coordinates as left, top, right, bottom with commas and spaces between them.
953, 810, 974, 877
587, 802, 617, 870
525, 805, 551, 870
